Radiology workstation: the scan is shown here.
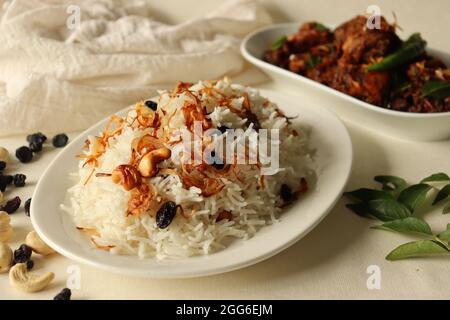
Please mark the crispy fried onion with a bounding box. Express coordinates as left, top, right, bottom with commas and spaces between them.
78, 115, 125, 168
127, 183, 157, 216
96, 165, 142, 191
133, 101, 160, 128
76, 227, 115, 250
180, 163, 224, 197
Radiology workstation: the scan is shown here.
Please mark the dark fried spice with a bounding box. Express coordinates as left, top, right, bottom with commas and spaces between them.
156, 201, 177, 229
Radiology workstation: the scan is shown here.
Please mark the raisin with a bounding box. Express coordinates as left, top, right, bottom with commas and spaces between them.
27, 132, 47, 145
210, 151, 225, 170
54, 288, 72, 300
156, 201, 177, 229
24, 198, 31, 217
52, 134, 69, 148
0, 175, 10, 192
0, 196, 21, 214
0, 161, 6, 171
144, 100, 158, 111
217, 125, 229, 134
280, 184, 293, 203
15, 146, 33, 163
13, 174, 26, 187
29, 141, 43, 153
13, 244, 32, 264
26, 260, 34, 270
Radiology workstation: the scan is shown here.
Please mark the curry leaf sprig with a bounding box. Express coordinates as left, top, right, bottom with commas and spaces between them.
344, 173, 450, 261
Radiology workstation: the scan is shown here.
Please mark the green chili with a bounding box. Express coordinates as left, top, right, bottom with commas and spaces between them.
367, 33, 427, 72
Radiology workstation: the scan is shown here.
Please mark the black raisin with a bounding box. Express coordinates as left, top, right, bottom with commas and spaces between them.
26, 260, 34, 270
0, 161, 6, 171
15, 146, 33, 163
13, 244, 32, 264
24, 198, 31, 217
54, 288, 72, 300
27, 132, 47, 144
144, 100, 158, 111
0, 175, 11, 192
52, 134, 69, 148
29, 141, 43, 153
156, 201, 177, 229
280, 184, 293, 203
217, 125, 229, 134
0, 196, 21, 214
13, 174, 26, 187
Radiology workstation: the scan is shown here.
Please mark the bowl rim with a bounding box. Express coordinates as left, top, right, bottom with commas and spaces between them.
241, 22, 450, 119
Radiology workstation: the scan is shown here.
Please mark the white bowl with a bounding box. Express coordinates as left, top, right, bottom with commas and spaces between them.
30, 89, 353, 279
241, 23, 450, 142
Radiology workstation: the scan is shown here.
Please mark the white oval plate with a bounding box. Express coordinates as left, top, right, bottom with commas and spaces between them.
31, 89, 352, 279
241, 23, 450, 142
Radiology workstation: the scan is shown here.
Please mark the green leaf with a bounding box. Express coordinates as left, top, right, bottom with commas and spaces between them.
374, 175, 407, 192
432, 184, 450, 205
346, 203, 374, 219
421, 172, 450, 183
386, 240, 450, 261
437, 228, 450, 242
314, 23, 330, 32
306, 54, 321, 69
372, 217, 432, 236
444, 202, 450, 214
421, 81, 450, 99
271, 35, 287, 50
344, 188, 394, 202
397, 184, 432, 213
367, 199, 411, 221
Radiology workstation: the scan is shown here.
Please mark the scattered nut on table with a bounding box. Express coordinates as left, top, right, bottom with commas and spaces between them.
9, 263, 54, 293
0, 147, 10, 164
0, 242, 13, 273
25, 231, 55, 255
0, 211, 13, 242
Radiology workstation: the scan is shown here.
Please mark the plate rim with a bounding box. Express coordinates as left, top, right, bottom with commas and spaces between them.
31, 88, 353, 279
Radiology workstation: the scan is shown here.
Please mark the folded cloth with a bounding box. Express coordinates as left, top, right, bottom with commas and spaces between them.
0, 0, 271, 136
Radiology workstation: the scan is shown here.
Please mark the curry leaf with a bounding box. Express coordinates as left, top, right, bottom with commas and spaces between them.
422, 81, 450, 99
367, 199, 411, 221
344, 188, 394, 202
437, 225, 450, 242
271, 35, 287, 50
421, 172, 450, 183
386, 240, 450, 261
345, 203, 374, 219
374, 175, 407, 192
372, 217, 432, 236
444, 202, 450, 214
314, 23, 330, 32
397, 184, 432, 212
432, 184, 450, 205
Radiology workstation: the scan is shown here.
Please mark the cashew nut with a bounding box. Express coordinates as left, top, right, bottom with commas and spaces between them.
0, 211, 12, 242
138, 147, 171, 177
9, 263, 54, 293
0, 147, 9, 164
0, 242, 12, 273
25, 231, 55, 255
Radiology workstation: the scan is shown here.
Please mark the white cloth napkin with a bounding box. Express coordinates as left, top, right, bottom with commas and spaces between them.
0, 0, 271, 136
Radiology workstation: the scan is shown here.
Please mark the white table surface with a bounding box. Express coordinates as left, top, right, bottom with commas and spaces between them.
1, 0, 450, 300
